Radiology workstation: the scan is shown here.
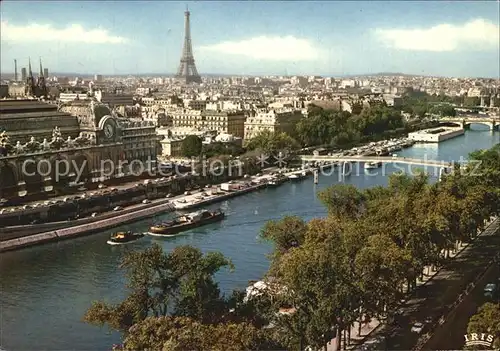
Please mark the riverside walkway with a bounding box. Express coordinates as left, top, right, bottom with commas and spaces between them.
299, 155, 465, 169
326, 217, 499, 351
379, 218, 499, 350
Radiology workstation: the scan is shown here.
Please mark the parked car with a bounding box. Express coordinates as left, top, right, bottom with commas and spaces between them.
113, 206, 123, 211
142, 199, 151, 204
484, 283, 497, 298
411, 322, 424, 334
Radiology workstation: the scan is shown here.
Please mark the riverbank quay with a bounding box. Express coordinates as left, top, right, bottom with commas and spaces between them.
0, 169, 285, 252
323, 217, 500, 351
299, 120, 440, 155
173, 182, 268, 210
408, 126, 465, 143
0, 157, 266, 231
0, 199, 175, 253
173, 168, 311, 210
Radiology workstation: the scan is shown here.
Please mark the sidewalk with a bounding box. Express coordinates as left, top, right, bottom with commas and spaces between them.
325, 217, 497, 351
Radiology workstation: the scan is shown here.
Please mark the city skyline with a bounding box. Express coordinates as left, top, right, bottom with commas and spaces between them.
1, 1, 499, 78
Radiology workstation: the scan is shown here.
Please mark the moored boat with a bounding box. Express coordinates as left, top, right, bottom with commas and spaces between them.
364, 161, 382, 169
148, 209, 225, 236
267, 175, 287, 187
288, 171, 307, 181
107, 231, 145, 245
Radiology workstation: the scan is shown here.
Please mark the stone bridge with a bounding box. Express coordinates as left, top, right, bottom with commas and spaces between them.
439, 116, 499, 130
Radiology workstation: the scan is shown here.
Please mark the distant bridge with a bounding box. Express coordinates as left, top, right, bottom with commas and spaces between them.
438, 116, 499, 130
299, 155, 467, 170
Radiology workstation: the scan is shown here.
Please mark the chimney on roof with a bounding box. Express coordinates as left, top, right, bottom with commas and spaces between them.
14, 59, 18, 82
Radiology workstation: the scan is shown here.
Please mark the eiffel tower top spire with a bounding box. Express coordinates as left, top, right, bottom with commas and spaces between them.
175, 8, 201, 84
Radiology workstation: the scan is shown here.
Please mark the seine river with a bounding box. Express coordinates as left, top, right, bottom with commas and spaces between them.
0, 127, 498, 351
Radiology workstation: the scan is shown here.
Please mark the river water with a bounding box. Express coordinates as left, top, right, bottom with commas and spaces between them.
0, 127, 498, 351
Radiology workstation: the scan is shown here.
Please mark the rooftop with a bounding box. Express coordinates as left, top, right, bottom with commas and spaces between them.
0, 99, 58, 114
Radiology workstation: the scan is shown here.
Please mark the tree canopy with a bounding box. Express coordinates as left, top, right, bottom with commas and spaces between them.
245, 130, 300, 154
466, 302, 500, 349
400, 90, 462, 119
87, 143, 500, 351
84, 244, 234, 332
115, 316, 274, 351
257, 143, 500, 349
296, 104, 405, 148
181, 135, 203, 158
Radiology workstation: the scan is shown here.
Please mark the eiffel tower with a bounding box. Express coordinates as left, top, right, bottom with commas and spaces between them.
175, 7, 202, 84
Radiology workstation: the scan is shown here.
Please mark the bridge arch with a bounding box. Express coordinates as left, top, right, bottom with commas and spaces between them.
0, 162, 18, 198
463, 121, 495, 130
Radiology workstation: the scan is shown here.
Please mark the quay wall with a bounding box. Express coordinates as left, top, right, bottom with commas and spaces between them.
0, 175, 283, 252
0, 201, 176, 252
0, 161, 263, 230
175, 183, 268, 210
0, 199, 173, 241
438, 128, 466, 142
408, 127, 465, 143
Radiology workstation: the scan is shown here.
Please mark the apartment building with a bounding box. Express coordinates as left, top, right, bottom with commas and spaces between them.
244, 109, 303, 140
159, 136, 184, 158
59, 93, 90, 103
94, 90, 134, 107
205, 100, 243, 111
170, 109, 246, 138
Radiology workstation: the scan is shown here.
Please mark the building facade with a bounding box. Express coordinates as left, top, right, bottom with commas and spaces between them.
0, 99, 160, 200
94, 90, 134, 107
244, 109, 303, 140
171, 109, 247, 138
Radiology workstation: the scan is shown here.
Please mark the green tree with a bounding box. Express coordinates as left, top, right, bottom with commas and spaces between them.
245, 130, 300, 154
270, 218, 360, 351
466, 303, 500, 349
463, 96, 480, 107
429, 104, 456, 117
84, 244, 233, 332
296, 104, 405, 148
260, 215, 307, 254
317, 184, 366, 219
468, 144, 500, 201
181, 135, 203, 158
117, 316, 276, 351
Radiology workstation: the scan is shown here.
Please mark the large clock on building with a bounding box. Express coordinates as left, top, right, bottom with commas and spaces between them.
98, 116, 117, 142
103, 119, 116, 140
104, 122, 115, 139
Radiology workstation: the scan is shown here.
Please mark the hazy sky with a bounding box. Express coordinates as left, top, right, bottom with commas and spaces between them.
1, 1, 499, 77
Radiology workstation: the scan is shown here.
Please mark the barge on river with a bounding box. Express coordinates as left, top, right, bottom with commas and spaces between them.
147, 209, 225, 236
